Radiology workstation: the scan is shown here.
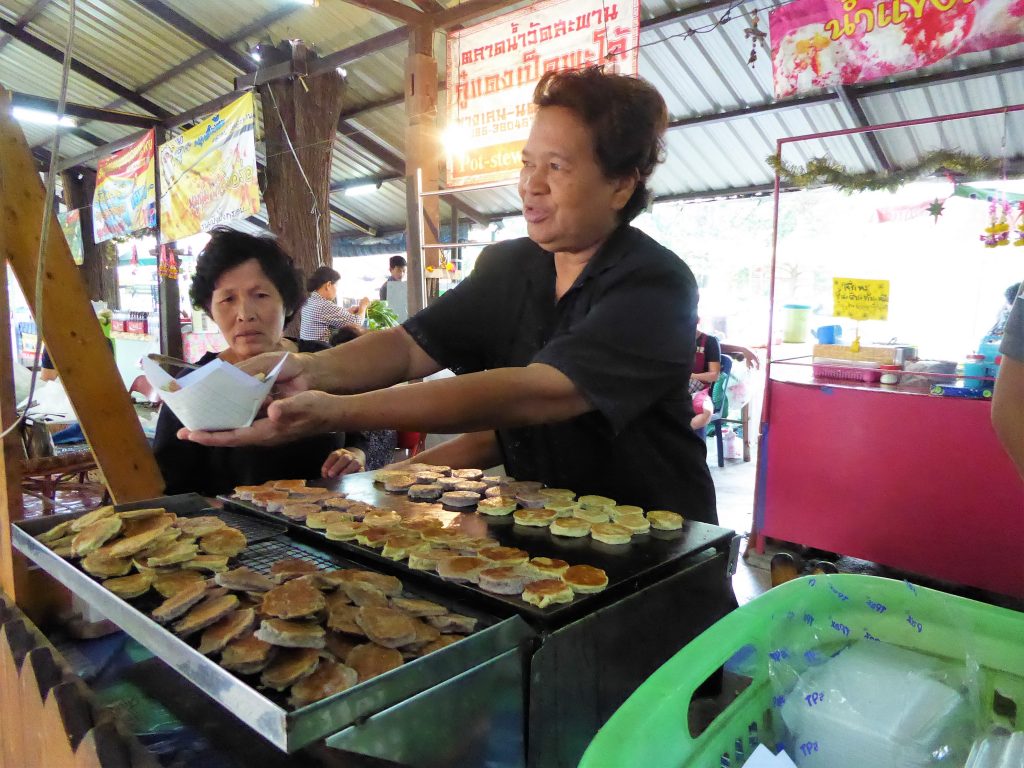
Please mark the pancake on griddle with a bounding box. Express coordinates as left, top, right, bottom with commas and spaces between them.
476, 497, 517, 516
178, 516, 227, 537
381, 534, 422, 561
174, 593, 239, 637
591, 522, 632, 545
563, 564, 609, 594
425, 613, 477, 634
199, 527, 247, 556
478, 566, 531, 595
647, 510, 684, 530
260, 647, 320, 691
450, 468, 483, 480
215, 566, 275, 593
262, 578, 326, 620
522, 579, 575, 608
103, 571, 154, 599
550, 517, 591, 538
255, 618, 326, 649
528, 557, 570, 578
355, 607, 418, 648
440, 491, 480, 508
478, 546, 529, 566
288, 660, 359, 708
324, 521, 363, 541
390, 597, 447, 617
220, 631, 274, 674
198, 608, 256, 655
572, 507, 611, 524
304, 510, 349, 529
437, 556, 487, 583
345, 643, 403, 682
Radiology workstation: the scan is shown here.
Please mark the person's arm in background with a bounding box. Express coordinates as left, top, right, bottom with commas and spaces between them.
691, 335, 721, 385
993, 284, 1024, 480
387, 431, 502, 471
720, 342, 761, 370
319, 297, 366, 330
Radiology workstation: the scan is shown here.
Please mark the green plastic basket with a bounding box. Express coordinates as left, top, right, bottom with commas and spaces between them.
580, 574, 1024, 768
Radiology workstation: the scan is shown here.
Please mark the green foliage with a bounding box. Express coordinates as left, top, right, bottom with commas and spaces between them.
366, 299, 399, 330
767, 151, 999, 193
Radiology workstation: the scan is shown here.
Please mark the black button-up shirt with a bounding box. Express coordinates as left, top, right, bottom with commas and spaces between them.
403, 225, 717, 524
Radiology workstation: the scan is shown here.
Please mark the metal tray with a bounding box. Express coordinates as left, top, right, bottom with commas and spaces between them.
12, 494, 534, 753
220, 474, 736, 626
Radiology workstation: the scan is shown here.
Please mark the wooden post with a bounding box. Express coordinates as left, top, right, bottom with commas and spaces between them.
0, 90, 164, 507
60, 168, 120, 309
404, 24, 442, 315
257, 41, 346, 281
152, 128, 183, 360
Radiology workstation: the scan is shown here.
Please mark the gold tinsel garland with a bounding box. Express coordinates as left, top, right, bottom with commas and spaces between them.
766, 150, 1000, 193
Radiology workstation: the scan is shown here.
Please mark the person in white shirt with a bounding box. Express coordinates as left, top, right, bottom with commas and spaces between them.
299, 266, 368, 344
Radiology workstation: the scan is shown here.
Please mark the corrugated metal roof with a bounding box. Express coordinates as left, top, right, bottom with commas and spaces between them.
2, 0, 1021, 243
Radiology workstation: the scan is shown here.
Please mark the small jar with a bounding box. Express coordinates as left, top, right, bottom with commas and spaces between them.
879, 364, 901, 385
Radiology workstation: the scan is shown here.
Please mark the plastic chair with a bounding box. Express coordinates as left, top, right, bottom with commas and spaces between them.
705, 354, 733, 467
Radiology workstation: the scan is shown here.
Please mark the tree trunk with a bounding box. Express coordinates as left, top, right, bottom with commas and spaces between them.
61, 168, 119, 309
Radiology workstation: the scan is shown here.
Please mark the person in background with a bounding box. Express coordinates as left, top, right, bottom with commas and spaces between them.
153, 229, 351, 496
300, 266, 369, 344
379, 255, 407, 301
690, 323, 721, 395
990, 281, 1021, 338
992, 281, 1024, 479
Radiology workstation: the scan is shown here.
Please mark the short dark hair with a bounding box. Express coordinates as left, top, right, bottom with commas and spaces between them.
534, 66, 667, 223
389, 255, 407, 269
1007, 282, 1021, 305
329, 325, 365, 346
307, 266, 340, 293
190, 228, 304, 320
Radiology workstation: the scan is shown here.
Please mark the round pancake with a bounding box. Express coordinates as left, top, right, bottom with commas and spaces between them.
327, 602, 365, 635
288, 660, 359, 708
407, 547, 453, 572
356, 528, 393, 549
382, 534, 422, 561
400, 518, 444, 533
70, 505, 116, 532
573, 507, 611, 524
103, 571, 154, 599
514, 490, 547, 509
221, 631, 274, 674
361, 511, 402, 528
390, 597, 447, 617
522, 579, 575, 608
436, 556, 488, 583
280, 503, 321, 522
577, 495, 616, 510
345, 643, 403, 682
355, 607, 418, 648
152, 581, 211, 623
413, 470, 444, 484
174, 593, 240, 637
478, 546, 529, 565
262, 578, 326, 620
550, 518, 591, 537
529, 557, 569, 578
200, 527, 247, 556
450, 468, 483, 480
541, 500, 577, 517
178, 516, 227, 537
255, 618, 327, 649
325, 521, 363, 541
180, 554, 230, 572
198, 607, 256, 655
647, 511, 684, 530
383, 473, 417, 492
305, 510, 350, 529
339, 570, 402, 597
591, 523, 632, 545
81, 551, 132, 578
270, 558, 319, 583
436, 476, 464, 491
615, 513, 651, 534
422, 528, 470, 547
121, 513, 175, 538
563, 564, 609, 594
476, 497, 517, 516
478, 566, 530, 595
454, 480, 488, 494
513, 508, 557, 527
153, 569, 207, 598
610, 505, 645, 520
72, 516, 123, 557
440, 491, 480, 508
261, 647, 321, 690
408, 484, 443, 502
214, 566, 274, 592
538, 488, 576, 501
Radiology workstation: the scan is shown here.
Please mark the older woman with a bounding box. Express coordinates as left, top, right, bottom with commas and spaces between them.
180, 68, 717, 526
153, 228, 365, 495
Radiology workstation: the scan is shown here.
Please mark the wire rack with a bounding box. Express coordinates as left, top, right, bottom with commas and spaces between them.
235, 539, 340, 576
204, 508, 287, 544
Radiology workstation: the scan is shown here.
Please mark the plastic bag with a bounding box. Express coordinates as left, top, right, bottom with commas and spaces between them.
965, 731, 1024, 767
767, 579, 982, 768
726, 360, 752, 410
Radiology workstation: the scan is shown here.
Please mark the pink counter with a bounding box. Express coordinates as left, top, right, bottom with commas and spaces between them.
757, 375, 1024, 597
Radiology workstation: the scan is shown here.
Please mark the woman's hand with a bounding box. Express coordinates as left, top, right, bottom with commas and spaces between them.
322, 447, 365, 478
178, 391, 344, 447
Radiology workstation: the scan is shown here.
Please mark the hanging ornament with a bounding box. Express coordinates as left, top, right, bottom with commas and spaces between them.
130, 243, 139, 274
157, 244, 179, 280
1015, 202, 1024, 247
744, 11, 767, 67
927, 199, 945, 223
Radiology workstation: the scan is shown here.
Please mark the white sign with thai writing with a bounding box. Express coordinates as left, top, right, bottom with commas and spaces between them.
445, 0, 640, 188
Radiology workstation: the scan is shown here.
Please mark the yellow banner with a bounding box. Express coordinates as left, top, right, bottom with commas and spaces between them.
158, 93, 260, 241
833, 277, 889, 321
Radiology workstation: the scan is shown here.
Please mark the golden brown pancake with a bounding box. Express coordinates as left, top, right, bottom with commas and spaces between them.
345, 643, 403, 682
389, 597, 447, 617
436, 556, 488, 583
178, 516, 228, 537
615, 514, 651, 534
476, 497, 517, 516
440, 491, 480, 508
233, 485, 268, 500
591, 523, 632, 545
145, 541, 199, 567
450, 468, 483, 480
269, 558, 319, 583
573, 507, 611, 524
174, 593, 239, 637
478, 566, 531, 595
71, 516, 123, 557
220, 631, 273, 674
355, 607, 418, 648
180, 554, 230, 573
340, 580, 389, 608
425, 613, 477, 634
325, 631, 359, 661
272, 479, 307, 491
320, 496, 352, 510
326, 603, 364, 635
324, 521, 363, 541
402, 619, 441, 649
116, 506, 167, 521
262, 578, 326, 620
407, 547, 453, 572
337, 570, 402, 597
254, 618, 326, 649
261, 648, 320, 690
420, 635, 461, 654
103, 571, 154, 599
304, 510, 349, 529
70, 505, 116, 532
550, 517, 591, 538
214, 566, 275, 593
422, 528, 470, 547
355, 527, 392, 549
198, 608, 256, 655
383, 473, 418, 492
478, 546, 529, 565
250, 490, 289, 508
647, 511, 684, 531
563, 564, 609, 594
522, 579, 575, 608
538, 488, 576, 501
200, 528, 247, 556
81, 551, 132, 578
37, 520, 74, 544
577, 494, 615, 510
381, 534, 422, 561
529, 557, 570, 577
152, 581, 210, 623
288, 660, 359, 708
153, 569, 207, 598
513, 508, 558, 527
122, 513, 175, 538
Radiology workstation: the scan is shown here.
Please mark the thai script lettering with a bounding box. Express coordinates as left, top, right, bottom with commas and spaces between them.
824, 0, 975, 41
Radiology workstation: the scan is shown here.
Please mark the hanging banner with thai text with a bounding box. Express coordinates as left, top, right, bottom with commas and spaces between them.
445, 0, 641, 188
770, 0, 1024, 98
158, 93, 260, 241
93, 129, 156, 243
58, 208, 84, 265
833, 277, 890, 320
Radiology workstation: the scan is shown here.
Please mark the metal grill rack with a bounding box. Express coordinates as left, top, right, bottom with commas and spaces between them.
235, 538, 340, 575
203, 508, 286, 544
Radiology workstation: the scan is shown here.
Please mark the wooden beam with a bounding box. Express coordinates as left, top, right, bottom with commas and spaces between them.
341, 0, 425, 24
0, 90, 165, 503
328, 202, 379, 237
431, 0, 522, 29
836, 85, 892, 172
11, 92, 159, 128
55, 128, 149, 172
0, 0, 51, 56
408, 0, 445, 11
667, 91, 837, 130
338, 119, 405, 170
330, 173, 403, 192
338, 92, 405, 121
0, 19, 172, 119
129, 0, 254, 72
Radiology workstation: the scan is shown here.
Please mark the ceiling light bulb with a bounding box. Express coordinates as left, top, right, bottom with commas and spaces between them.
442, 123, 472, 156
344, 183, 377, 196
12, 106, 75, 127
251, 50, 262, 62
336, 67, 348, 77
